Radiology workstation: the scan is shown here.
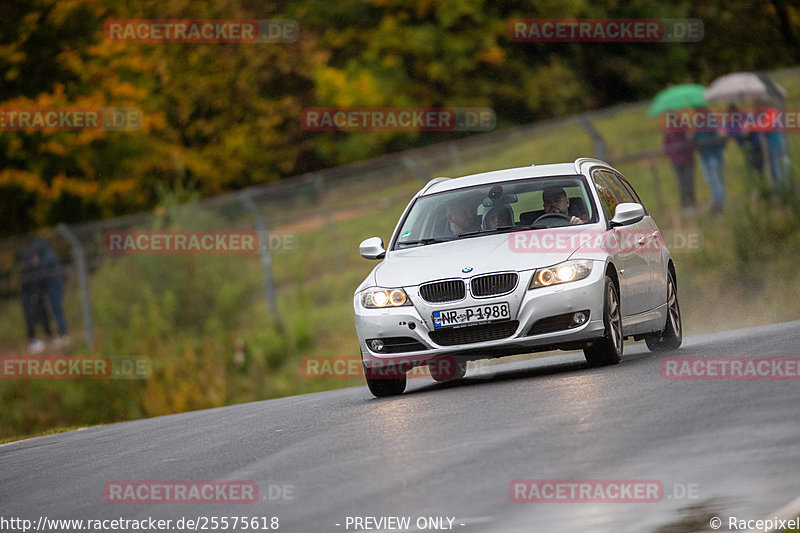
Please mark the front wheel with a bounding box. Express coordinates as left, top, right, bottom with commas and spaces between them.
363, 363, 407, 397
645, 270, 682, 352
584, 276, 623, 367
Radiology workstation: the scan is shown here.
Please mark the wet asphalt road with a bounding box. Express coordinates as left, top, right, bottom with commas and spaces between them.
2, 321, 800, 533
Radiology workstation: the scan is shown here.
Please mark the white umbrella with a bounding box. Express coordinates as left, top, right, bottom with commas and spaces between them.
704, 72, 786, 104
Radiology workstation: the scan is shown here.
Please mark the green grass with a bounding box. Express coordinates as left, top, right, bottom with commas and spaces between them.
2, 68, 800, 440
0, 425, 91, 445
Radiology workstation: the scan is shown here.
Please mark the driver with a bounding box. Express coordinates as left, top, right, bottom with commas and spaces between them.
542, 186, 584, 225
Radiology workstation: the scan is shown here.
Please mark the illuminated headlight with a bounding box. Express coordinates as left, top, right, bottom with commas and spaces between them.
361, 288, 412, 308
529, 260, 593, 289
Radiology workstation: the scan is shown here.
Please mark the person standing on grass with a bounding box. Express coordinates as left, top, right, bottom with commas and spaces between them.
20, 244, 52, 354
692, 112, 728, 213
20, 238, 70, 352
725, 105, 764, 181
759, 105, 790, 195
663, 129, 696, 214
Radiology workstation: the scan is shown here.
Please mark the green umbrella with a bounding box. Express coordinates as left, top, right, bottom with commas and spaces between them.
648, 84, 707, 116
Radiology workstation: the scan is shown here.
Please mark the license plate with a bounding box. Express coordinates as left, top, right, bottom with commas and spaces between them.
432, 302, 511, 329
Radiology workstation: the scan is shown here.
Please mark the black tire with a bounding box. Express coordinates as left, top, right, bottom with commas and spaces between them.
584, 276, 623, 367
363, 363, 407, 397
645, 270, 682, 352
429, 356, 468, 382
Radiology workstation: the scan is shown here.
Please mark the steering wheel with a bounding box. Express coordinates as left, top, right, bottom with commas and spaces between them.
533, 212, 573, 227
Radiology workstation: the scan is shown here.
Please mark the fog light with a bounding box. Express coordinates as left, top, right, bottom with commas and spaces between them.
572, 311, 588, 326
369, 339, 384, 352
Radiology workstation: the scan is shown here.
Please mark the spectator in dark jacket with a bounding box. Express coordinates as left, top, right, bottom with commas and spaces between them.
725, 105, 764, 179
20, 244, 51, 354
663, 130, 696, 213
20, 238, 69, 352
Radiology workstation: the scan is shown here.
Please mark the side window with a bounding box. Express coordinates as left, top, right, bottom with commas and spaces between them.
591, 170, 619, 220
602, 171, 636, 204
615, 173, 646, 209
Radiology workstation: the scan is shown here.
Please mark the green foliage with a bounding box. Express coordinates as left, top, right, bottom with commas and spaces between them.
2, 0, 799, 233
2, 90, 800, 440
2, 0, 800, 439
730, 169, 800, 273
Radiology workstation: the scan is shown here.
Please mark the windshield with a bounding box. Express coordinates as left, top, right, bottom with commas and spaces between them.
393, 175, 597, 250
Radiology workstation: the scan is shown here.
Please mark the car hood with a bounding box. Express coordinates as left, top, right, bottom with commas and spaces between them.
374, 229, 594, 288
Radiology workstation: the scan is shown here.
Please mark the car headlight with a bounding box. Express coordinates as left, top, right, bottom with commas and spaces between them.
361, 288, 412, 308
529, 260, 593, 289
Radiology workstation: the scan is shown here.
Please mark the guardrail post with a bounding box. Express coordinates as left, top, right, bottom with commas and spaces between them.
448, 143, 463, 174
238, 191, 282, 330
311, 173, 325, 202
402, 156, 431, 183
647, 157, 666, 216
55, 223, 94, 348
326, 209, 345, 271
577, 115, 608, 161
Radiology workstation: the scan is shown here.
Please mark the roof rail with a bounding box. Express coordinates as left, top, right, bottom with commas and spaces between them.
419, 176, 450, 194
573, 157, 611, 174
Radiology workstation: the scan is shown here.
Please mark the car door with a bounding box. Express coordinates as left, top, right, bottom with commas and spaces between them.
612, 171, 666, 311
591, 169, 650, 317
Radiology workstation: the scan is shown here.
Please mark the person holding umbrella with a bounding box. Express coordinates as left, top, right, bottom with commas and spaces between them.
725, 104, 764, 181
649, 84, 705, 213
705, 72, 789, 195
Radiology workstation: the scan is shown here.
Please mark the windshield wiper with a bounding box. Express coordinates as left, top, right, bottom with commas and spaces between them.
397, 237, 455, 246
458, 224, 547, 237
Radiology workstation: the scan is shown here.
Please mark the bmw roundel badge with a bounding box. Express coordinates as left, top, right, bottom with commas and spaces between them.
462, 266, 473, 273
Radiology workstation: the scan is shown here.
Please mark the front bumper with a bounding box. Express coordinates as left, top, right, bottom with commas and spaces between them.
354, 262, 607, 369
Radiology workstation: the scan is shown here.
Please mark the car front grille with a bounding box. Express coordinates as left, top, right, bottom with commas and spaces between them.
419, 280, 466, 303
470, 273, 518, 297
429, 321, 519, 346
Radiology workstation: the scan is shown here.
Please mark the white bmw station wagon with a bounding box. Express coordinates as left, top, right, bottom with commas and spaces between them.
354, 158, 682, 397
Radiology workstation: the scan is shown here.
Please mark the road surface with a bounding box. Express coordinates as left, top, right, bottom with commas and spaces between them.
3, 321, 800, 533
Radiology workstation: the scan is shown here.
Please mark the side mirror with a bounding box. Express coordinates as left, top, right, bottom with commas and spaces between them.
610, 203, 645, 227
359, 237, 386, 260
